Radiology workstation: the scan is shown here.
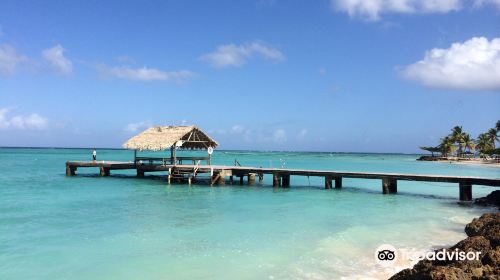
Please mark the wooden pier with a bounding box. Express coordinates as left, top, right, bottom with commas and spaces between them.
66, 161, 500, 201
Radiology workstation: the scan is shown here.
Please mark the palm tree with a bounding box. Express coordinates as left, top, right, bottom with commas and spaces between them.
476, 133, 493, 157
439, 136, 456, 158
450, 126, 465, 157
462, 133, 475, 154
487, 128, 498, 148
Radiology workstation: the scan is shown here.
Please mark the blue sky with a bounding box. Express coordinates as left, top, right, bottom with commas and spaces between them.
0, 0, 499, 153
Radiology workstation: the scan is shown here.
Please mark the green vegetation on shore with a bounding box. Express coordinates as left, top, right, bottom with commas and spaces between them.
420, 120, 500, 159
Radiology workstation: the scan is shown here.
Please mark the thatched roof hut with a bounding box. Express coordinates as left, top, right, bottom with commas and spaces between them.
123, 126, 218, 151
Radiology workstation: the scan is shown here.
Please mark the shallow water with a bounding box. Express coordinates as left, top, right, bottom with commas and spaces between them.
1, 148, 498, 279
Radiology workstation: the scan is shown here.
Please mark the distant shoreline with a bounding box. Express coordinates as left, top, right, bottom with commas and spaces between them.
0, 146, 424, 156
418, 156, 500, 168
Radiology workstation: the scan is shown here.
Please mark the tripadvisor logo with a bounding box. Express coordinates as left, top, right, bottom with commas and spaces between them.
411, 248, 481, 262
375, 244, 482, 267
375, 244, 398, 267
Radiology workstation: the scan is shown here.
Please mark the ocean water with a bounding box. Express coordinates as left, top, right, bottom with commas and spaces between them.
1, 148, 499, 280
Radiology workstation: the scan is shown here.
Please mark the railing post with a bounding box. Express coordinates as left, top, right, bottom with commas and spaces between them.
459, 180, 472, 201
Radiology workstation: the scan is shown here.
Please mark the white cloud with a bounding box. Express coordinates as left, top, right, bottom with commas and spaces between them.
273, 129, 287, 143
98, 64, 194, 82
0, 108, 48, 130
297, 129, 308, 140
42, 44, 73, 75
331, 0, 461, 20
473, 0, 500, 9
231, 125, 246, 134
201, 41, 285, 68
124, 121, 152, 133
401, 37, 500, 91
0, 44, 28, 75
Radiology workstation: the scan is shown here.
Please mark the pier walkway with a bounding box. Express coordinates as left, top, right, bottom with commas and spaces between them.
66, 161, 500, 201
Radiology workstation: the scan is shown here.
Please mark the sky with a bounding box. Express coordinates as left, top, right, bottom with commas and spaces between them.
0, 0, 499, 153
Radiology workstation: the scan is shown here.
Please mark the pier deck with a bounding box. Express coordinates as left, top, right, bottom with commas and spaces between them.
66, 161, 500, 201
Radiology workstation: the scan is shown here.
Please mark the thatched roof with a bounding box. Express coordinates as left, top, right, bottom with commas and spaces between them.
123, 126, 218, 151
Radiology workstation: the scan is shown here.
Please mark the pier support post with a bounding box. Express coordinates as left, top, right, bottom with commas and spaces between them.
325, 176, 332, 189
334, 177, 342, 189
100, 167, 110, 177
282, 174, 290, 188
248, 173, 256, 185
66, 165, 76, 176
273, 173, 282, 187
258, 173, 264, 183
188, 176, 193, 185
167, 168, 172, 184
459, 181, 472, 201
239, 176, 244, 185
382, 178, 397, 194
137, 170, 144, 178
229, 176, 234, 185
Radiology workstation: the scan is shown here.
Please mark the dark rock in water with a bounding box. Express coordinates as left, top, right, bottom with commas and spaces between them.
474, 190, 500, 209
390, 212, 500, 280
465, 213, 500, 247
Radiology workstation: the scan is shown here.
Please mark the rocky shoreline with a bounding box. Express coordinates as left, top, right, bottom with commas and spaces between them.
389, 191, 500, 279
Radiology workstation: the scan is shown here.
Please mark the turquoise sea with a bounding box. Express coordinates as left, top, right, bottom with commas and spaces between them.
1, 148, 499, 279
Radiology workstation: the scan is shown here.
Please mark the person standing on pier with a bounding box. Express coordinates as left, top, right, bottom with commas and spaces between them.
92, 149, 97, 161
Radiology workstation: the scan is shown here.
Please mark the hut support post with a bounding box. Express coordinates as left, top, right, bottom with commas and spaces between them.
282, 174, 290, 188
459, 181, 472, 201
325, 175, 332, 189
239, 176, 244, 185
334, 176, 342, 189
273, 173, 282, 187
382, 178, 397, 194
229, 176, 234, 185
248, 173, 256, 185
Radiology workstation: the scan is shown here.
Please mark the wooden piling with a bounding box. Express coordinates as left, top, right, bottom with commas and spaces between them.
282, 174, 290, 188
382, 178, 397, 194
248, 173, 256, 185
239, 176, 244, 185
273, 173, 282, 187
334, 177, 342, 189
229, 175, 234, 185
188, 176, 192, 185
66, 165, 76, 176
100, 167, 110, 177
459, 180, 472, 201
137, 170, 144, 177
325, 175, 332, 189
